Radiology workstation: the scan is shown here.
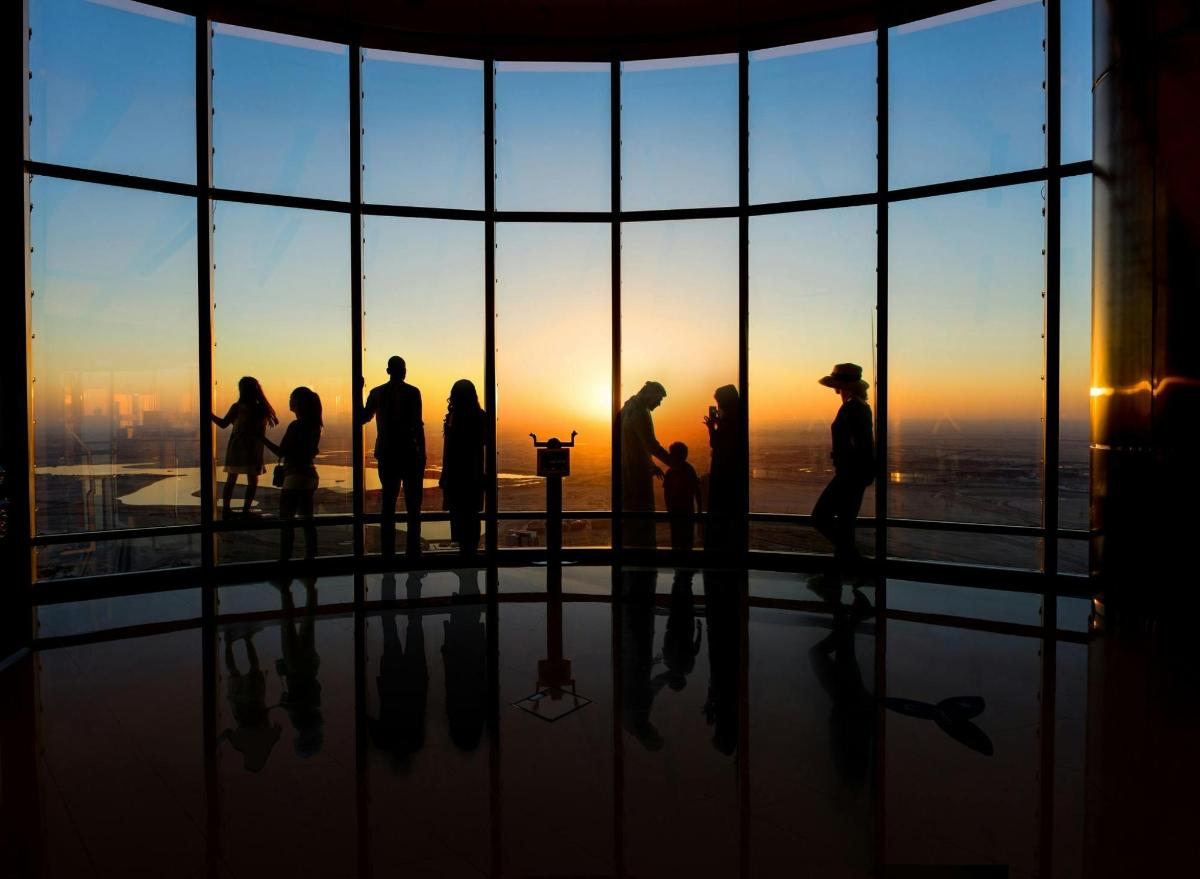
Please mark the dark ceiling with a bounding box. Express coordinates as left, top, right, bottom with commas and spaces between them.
153, 0, 983, 59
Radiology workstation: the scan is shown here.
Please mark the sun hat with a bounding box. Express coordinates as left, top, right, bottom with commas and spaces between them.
818, 363, 869, 391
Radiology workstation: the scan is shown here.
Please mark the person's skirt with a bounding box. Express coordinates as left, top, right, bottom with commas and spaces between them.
224, 428, 265, 475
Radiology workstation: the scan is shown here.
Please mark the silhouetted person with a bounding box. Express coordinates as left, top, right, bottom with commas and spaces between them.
275, 577, 324, 758
809, 585, 875, 790
212, 376, 278, 518
442, 569, 487, 751
656, 569, 702, 691
264, 387, 322, 562
620, 569, 665, 750
811, 364, 875, 573
664, 442, 703, 553
361, 356, 426, 559
620, 381, 670, 548
440, 379, 486, 557
219, 625, 282, 772
368, 573, 429, 769
704, 384, 747, 553
702, 569, 742, 755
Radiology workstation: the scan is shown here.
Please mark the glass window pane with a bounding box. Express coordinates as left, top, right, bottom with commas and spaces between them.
1059, 175, 1091, 539
890, 0, 1046, 189
362, 50, 483, 209
495, 62, 610, 212
361, 217, 484, 541
28, 0, 196, 182
35, 534, 201, 580
212, 24, 349, 201
888, 183, 1045, 529
750, 207, 877, 523
1061, 0, 1093, 164
496, 224, 611, 516
212, 202, 351, 518
30, 178, 199, 536
621, 55, 738, 210
621, 218, 738, 544
749, 33, 877, 203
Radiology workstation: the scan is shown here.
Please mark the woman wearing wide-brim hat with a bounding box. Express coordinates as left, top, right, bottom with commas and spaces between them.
812, 363, 875, 572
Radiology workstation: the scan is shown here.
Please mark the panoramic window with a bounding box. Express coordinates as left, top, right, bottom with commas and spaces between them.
212, 23, 349, 201
749, 33, 877, 203
28, 0, 196, 182
749, 206, 877, 552
495, 62, 611, 212
621, 55, 739, 211
29, 178, 200, 578
888, 183, 1046, 563
212, 201, 351, 545
495, 223, 611, 535
1059, 174, 1092, 572
361, 216, 485, 550
361, 50, 484, 209
1061, 0, 1094, 164
889, 0, 1046, 189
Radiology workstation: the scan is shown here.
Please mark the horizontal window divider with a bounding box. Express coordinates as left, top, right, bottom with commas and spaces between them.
32, 524, 205, 546
210, 186, 350, 213
1061, 159, 1094, 178
211, 514, 356, 532
32, 566, 205, 603
495, 210, 614, 223
1058, 529, 1089, 541
361, 202, 486, 221
620, 204, 742, 222
33, 617, 207, 652
888, 164, 1082, 203
749, 191, 877, 215
884, 557, 1094, 597
24, 160, 199, 197
884, 608, 1087, 644
886, 517, 1045, 537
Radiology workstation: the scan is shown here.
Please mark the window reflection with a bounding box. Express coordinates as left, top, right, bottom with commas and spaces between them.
621, 55, 739, 210
212, 23, 349, 201
1061, 0, 1093, 164
750, 33, 877, 202
495, 62, 611, 212
890, 0, 1046, 189
362, 50, 483, 209
1059, 175, 1091, 571
888, 183, 1046, 529
29, 0, 196, 182
30, 178, 199, 538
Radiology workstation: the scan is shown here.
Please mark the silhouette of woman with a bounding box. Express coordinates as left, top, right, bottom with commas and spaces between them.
265, 387, 322, 561
442, 570, 487, 751
812, 364, 875, 573
218, 625, 282, 772
439, 379, 487, 556
275, 577, 324, 758
211, 376, 278, 518
703, 384, 747, 553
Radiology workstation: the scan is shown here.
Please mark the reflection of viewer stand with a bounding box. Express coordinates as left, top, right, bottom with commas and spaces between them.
512, 431, 591, 722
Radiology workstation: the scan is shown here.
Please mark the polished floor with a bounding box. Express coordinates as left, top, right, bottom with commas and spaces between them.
1, 566, 1191, 878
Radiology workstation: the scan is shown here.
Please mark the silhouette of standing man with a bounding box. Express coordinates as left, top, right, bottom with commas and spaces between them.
620, 381, 670, 549
361, 356, 426, 558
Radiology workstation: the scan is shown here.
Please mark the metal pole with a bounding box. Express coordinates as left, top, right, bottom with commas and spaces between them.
611, 59, 623, 556
484, 58, 498, 557
350, 44, 365, 560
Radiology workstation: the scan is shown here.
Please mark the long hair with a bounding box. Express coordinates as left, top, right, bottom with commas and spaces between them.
713, 384, 741, 416
237, 375, 278, 426
444, 379, 483, 434
290, 386, 323, 428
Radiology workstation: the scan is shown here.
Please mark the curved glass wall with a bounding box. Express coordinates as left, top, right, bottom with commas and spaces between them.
18, 0, 1093, 581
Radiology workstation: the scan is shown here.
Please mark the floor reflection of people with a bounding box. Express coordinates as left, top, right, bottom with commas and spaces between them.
657, 569, 702, 692
621, 569, 665, 750
368, 573, 429, 768
442, 569, 486, 751
702, 570, 741, 755
275, 577, 325, 758
219, 625, 282, 772
809, 585, 875, 790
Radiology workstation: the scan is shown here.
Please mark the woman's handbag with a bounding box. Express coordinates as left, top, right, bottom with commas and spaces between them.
272, 462, 286, 488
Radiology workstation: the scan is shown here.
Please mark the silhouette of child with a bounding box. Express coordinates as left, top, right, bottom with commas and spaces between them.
663, 442, 702, 552
656, 570, 703, 691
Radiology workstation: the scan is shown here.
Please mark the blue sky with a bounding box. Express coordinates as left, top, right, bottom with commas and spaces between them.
28, 0, 1093, 435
